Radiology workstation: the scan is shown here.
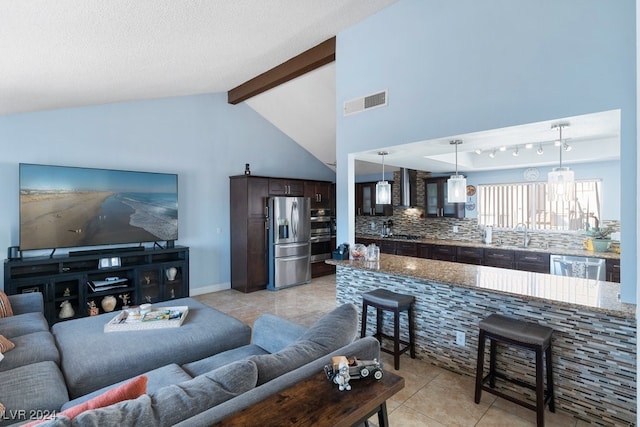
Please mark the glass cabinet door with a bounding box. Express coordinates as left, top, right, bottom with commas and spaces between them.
425, 181, 440, 216
140, 269, 160, 304
164, 265, 184, 300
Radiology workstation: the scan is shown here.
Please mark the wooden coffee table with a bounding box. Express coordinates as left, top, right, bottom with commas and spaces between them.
215, 369, 404, 427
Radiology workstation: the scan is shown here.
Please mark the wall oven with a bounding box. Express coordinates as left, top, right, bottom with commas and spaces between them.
310, 209, 333, 263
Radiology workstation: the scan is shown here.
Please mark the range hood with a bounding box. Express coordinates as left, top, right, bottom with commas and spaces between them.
399, 168, 418, 207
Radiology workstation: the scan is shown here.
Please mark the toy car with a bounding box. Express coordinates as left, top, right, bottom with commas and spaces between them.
324, 356, 383, 391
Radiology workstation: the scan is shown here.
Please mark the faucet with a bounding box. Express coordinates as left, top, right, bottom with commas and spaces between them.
515, 223, 530, 247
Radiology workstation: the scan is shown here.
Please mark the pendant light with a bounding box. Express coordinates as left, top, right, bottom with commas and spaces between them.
447, 140, 466, 203
548, 123, 575, 201
376, 151, 391, 205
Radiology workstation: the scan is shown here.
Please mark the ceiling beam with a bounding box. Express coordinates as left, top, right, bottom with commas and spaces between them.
228, 37, 335, 105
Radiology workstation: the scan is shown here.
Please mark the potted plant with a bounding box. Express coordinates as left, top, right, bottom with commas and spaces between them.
585, 225, 615, 252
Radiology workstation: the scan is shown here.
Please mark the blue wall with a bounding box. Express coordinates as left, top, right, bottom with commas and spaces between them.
0, 93, 334, 293
336, 0, 636, 301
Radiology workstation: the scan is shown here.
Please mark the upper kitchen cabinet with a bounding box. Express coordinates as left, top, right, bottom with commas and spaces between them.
424, 178, 464, 218
304, 181, 332, 209
356, 181, 393, 216
269, 178, 304, 196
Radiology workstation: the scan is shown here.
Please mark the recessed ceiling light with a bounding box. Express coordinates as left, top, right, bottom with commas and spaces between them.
499, 146, 506, 151
525, 143, 533, 149
554, 140, 562, 147
474, 148, 482, 155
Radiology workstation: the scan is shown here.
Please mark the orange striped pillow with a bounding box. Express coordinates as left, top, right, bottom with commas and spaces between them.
0, 292, 13, 318
0, 336, 14, 353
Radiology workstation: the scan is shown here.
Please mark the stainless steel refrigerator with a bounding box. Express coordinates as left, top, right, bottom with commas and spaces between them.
268, 196, 311, 290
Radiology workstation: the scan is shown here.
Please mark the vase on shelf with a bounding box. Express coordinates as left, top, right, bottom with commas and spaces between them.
166, 267, 177, 281
101, 295, 117, 312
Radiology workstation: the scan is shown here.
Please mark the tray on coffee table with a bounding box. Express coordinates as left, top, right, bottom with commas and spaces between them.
104, 306, 189, 332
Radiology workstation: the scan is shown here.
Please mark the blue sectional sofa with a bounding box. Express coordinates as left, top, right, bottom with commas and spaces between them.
0, 293, 380, 426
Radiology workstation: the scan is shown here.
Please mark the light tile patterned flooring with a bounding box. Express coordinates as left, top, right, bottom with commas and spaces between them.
195, 275, 583, 427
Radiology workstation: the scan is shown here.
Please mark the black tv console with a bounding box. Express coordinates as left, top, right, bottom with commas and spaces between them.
3, 246, 189, 325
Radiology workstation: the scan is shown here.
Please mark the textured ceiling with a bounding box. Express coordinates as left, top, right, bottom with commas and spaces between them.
0, 0, 397, 115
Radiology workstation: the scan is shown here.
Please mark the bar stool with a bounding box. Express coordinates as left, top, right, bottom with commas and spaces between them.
361, 289, 415, 370
474, 314, 555, 427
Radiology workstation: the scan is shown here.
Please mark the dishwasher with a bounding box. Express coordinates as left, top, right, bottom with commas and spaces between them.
549, 254, 606, 280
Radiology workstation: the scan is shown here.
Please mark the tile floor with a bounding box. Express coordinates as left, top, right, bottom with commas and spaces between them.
195, 275, 584, 427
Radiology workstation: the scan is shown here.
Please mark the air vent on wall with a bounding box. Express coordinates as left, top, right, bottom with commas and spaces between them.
343, 90, 388, 116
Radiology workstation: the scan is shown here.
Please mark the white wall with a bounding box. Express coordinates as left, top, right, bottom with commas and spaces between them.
0, 93, 335, 293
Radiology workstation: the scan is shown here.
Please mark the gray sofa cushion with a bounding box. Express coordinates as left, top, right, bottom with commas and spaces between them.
251, 314, 307, 353
60, 360, 258, 427
149, 359, 258, 426
0, 331, 60, 372
53, 297, 252, 398
61, 363, 192, 411
70, 395, 156, 427
249, 303, 358, 385
182, 344, 268, 377
0, 361, 68, 427
0, 312, 49, 339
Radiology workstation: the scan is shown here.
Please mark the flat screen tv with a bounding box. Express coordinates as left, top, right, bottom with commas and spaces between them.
19, 163, 178, 251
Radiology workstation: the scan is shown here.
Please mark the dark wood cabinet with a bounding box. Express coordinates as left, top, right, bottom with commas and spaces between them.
417, 243, 432, 259
355, 182, 393, 216
379, 240, 396, 255
514, 251, 550, 273
456, 246, 484, 265
4, 246, 189, 325
395, 242, 418, 257
606, 259, 620, 282
430, 245, 457, 261
269, 178, 304, 196
230, 176, 269, 293
424, 178, 464, 218
484, 248, 515, 269
304, 181, 331, 209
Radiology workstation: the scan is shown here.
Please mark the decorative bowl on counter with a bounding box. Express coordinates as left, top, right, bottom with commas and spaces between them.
350, 244, 367, 260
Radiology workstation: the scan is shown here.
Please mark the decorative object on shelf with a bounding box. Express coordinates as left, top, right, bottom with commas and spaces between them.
63, 287, 71, 297
144, 275, 151, 285
466, 185, 476, 197
101, 295, 117, 312
244, 163, 251, 175
119, 293, 130, 309
59, 300, 74, 319
375, 151, 391, 205
548, 123, 575, 201
584, 225, 615, 253
447, 140, 466, 203
170, 288, 175, 299
523, 167, 540, 181
166, 267, 177, 281
87, 300, 99, 316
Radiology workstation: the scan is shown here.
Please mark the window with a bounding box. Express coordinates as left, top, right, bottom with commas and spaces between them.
477, 180, 601, 231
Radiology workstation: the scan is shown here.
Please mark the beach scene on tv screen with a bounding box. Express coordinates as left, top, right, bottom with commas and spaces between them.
19, 164, 178, 250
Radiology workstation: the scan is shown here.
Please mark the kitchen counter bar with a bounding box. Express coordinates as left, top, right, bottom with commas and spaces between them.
356, 234, 621, 260
327, 254, 632, 317
327, 255, 636, 424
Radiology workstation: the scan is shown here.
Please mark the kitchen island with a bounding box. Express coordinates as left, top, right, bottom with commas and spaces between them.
326, 255, 635, 425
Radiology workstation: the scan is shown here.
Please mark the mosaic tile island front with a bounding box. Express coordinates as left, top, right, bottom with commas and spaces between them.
327, 255, 636, 425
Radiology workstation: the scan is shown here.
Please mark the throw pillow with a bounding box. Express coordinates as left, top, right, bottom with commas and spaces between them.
0, 335, 15, 353
250, 303, 359, 385
149, 359, 258, 426
0, 291, 13, 318
22, 375, 147, 426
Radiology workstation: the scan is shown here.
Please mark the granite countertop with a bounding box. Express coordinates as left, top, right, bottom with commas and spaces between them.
327, 254, 634, 319
355, 234, 621, 260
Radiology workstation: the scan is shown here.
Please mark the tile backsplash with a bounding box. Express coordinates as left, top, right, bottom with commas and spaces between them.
355, 206, 620, 251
